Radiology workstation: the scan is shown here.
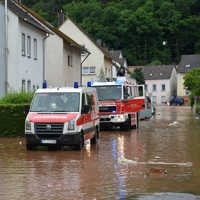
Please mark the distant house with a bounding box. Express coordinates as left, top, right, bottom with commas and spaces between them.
0, 0, 52, 98
177, 55, 200, 100
143, 65, 177, 105
109, 50, 128, 78
58, 17, 115, 85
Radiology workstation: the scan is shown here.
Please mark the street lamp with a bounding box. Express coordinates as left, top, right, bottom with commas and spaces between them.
162, 41, 167, 46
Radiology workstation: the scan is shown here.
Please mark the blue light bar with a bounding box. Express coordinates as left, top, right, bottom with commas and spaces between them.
74, 82, 79, 88
115, 80, 125, 85
87, 81, 92, 87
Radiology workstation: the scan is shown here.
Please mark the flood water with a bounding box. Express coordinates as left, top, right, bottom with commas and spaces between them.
0, 106, 200, 200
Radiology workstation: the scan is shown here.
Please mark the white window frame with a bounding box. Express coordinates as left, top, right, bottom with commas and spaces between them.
22, 80, 26, 92
33, 38, 37, 60
83, 67, 89, 74
22, 33, 26, 56
161, 96, 166, 104
68, 55, 72, 67
89, 66, 96, 74
153, 84, 156, 92
82, 66, 96, 75
27, 80, 31, 92
161, 84, 166, 91
27, 36, 31, 58
152, 96, 157, 104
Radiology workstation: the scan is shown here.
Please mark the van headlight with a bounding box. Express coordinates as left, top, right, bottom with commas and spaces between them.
25, 119, 31, 131
68, 119, 76, 130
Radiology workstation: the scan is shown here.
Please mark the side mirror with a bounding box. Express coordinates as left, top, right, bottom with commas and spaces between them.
81, 105, 90, 114
24, 104, 30, 115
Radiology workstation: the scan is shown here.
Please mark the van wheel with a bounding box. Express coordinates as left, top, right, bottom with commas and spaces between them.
91, 129, 98, 144
136, 112, 139, 129
74, 135, 84, 150
120, 117, 131, 131
26, 144, 34, 151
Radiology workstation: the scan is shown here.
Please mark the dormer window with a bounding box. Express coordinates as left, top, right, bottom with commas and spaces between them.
150, 73, 152, 76
185, 64, 190, 68
160, 73, 163, 76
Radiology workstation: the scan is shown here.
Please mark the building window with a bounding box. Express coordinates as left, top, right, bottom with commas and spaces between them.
83, 67, 89, 74
82, 66, 96, 74
153, 84, 156, 91
27, 36, 31, 58
145, 84, 148, 92
22, 33, 26, 56
161, 84, 166, 91
27, 80, 31, 92
161, 96, 166, 104
152, 96, 157, 104
22, 80, 26, 92
33, 85, 36, 91
68, 55, 72, 67
33, 38, 37, 59
90, 66, 96, 74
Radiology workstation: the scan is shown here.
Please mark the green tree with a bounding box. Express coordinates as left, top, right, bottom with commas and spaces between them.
131, 68, 145, 85
184, 68, 200, 98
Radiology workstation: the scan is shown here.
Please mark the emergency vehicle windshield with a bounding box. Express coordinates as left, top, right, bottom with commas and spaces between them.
94, 85, 122, 101
30, 92, 80, 112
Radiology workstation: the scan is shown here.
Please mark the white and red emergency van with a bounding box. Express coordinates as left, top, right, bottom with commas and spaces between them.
90, 77, 145, 130
24, 84, 99, 150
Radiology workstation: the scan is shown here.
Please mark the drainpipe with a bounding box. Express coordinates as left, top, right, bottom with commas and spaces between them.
42, 33, 49, 82
81, 50, 90, 86
4, 0, 8, 94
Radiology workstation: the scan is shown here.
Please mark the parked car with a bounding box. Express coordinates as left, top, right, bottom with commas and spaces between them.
169, 96, 184, 106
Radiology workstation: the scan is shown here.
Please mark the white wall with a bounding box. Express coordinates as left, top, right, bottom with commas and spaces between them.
59, 19, 110, 85
177, 73, 185, 96
0, 3, 6, 98
146, 79, 170, 105
63, 42, 81, 86
45, 34, 81, 87
7, 9, 46, 92
45, 34, 63, 87
169, 67, 177, 96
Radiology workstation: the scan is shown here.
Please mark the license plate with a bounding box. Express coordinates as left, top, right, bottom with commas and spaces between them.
41, 140, 56, 144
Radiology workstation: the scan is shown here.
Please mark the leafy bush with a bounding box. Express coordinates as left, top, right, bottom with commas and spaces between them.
0, 104, 27, 137
0, 92, 34, 104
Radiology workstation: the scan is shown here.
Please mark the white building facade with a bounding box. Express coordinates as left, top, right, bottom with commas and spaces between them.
59, 17, 113, 86
0, 0, 51, 97
144, 65, 177, 105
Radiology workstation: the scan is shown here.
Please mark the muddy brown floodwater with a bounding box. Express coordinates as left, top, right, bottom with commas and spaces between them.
0, 106, 200, 200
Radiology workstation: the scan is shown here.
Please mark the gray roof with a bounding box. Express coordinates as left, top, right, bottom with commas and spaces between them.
177, 55, 200, 73
143, 65, 175, 80
6, 0, 51, 34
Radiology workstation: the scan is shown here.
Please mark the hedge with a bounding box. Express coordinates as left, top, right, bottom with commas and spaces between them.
0, 104, 28, 137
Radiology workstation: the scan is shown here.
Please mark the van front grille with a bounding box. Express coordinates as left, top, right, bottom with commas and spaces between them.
35, 123, 64, 134
99, 106, 116, 113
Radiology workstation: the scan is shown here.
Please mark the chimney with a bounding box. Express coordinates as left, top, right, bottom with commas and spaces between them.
96, 39, 102, 47
57, 9, 65, 27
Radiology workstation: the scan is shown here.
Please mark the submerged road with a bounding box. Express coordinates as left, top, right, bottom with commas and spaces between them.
0, 106, 200, 200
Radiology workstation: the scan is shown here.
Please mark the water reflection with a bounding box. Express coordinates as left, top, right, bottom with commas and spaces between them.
0, 107, 200, 199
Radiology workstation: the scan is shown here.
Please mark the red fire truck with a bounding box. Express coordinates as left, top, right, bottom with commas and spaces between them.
90, 77, 145, 130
